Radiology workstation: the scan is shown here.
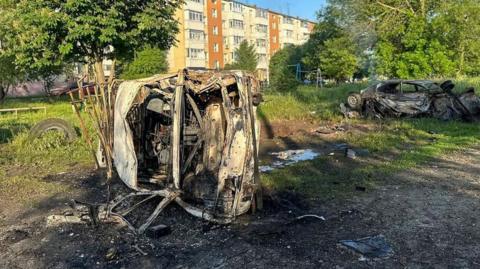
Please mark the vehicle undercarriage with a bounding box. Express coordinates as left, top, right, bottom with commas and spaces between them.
109, 70, 263, 233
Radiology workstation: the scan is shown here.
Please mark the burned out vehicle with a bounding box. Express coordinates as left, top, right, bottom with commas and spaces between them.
109, 70, 262, 233
342, 80, 480, 121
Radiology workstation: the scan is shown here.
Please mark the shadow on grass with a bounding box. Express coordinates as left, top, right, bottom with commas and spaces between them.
0, 124, 29, 143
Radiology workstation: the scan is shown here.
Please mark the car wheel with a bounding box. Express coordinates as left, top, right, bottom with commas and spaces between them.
29, 118, 78, 142
347, 93, 363, 110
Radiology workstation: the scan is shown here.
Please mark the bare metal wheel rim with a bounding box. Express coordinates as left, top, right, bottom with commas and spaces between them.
348, 95, 359, 106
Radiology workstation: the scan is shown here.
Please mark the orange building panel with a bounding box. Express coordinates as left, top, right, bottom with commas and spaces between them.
207, 0, 224, 69
268, 12, 280, 56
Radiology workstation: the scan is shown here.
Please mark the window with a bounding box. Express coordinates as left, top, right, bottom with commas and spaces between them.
187, 48, 205, 59
188, 10, 203, 22
213, 43, 219, 52
256, 24, 268, 33
272, 22, 277, 30
283, 17, 293, 24
256, 9, 267, 18
212, 8, 217, 18
302, 21, 309, 28
273, 36, 277, 43
230, 2, 243, 13
214, 60, 220, 69
231, 52, 239, 61
229, 19, 244, 29
256, 39, 266, 48
399, 83, 422, 93
233, 36, 244, 45
285, 30, 293, 38
213, 26, 219, 35
189, 30, 204, 40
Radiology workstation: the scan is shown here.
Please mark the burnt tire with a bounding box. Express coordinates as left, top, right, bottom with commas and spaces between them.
29, 118, 77, 142
347, 93, 363, 110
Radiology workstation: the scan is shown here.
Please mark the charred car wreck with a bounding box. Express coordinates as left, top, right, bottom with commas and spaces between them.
109, 70, 262, 233
341, 80, 480, 121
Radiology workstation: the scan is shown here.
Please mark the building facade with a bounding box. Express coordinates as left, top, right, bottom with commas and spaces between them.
168, 0, 315, 80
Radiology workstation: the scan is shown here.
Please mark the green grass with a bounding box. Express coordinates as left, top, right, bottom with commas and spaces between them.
0, 96, 94, 204
2, 78, 480, 204
260, 79, 480, 199
0, 97, 92, 167
259, 83, 367, 122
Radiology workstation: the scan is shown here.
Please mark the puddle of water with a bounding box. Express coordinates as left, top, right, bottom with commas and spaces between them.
260, 149, 320, 173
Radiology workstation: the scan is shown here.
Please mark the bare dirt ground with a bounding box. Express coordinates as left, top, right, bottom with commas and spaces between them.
1, 132, 480, 268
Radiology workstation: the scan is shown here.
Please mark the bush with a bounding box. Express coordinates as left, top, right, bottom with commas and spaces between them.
120, 47, 168, 80
268, 45, 304, 92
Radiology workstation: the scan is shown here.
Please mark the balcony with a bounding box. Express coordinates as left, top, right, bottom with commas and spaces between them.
186, 58, 206, 68
185, 0, 204, 12
184, 20, 205, 31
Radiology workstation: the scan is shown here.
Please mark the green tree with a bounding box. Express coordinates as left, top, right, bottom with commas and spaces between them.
302, 3, 362, 80
329, 0, 479, 78
432, 0, 480, 76
0, 54, 19, 101
2, 0, 182, 85
0, 0, 23, 100
120, 47, 169, 80
268, 45, 304, 91
302, 4, 346, 70
319, 36, 358, 82
225, 40, 258, 72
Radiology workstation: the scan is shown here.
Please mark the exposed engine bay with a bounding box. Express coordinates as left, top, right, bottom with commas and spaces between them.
110, 70, 262, 233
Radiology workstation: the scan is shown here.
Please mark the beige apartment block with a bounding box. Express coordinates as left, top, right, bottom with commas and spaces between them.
168, 0, 315, 81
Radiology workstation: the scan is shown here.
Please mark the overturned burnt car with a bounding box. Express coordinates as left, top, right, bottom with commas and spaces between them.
109, 70, 262, 233
341, 80, 480, 121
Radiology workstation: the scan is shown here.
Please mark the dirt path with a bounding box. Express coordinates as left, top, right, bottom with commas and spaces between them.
1, 145, 480, 268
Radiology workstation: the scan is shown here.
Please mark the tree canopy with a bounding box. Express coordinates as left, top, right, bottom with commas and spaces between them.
225, 40, 258, 72
323, 0, 480, 78
268, 0, 480, 91
0, 0, 183, 83
269, 45, 304, 91
120, 47, 169, 80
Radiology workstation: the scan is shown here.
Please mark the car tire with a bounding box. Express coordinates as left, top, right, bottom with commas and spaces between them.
29, 118, 78, 142
347, 93, 363, 110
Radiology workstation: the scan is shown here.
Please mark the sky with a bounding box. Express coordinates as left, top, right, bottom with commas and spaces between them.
238, 0, 326, 21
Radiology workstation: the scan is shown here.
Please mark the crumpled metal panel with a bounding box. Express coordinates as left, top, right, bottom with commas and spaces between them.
111, 70, 262, 225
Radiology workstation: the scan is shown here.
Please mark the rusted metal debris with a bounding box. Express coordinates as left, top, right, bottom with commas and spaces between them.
342, 80, 480, 121
85, 69, 264, 233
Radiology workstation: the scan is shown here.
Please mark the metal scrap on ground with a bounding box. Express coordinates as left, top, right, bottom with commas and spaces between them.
340, 235, 394, 259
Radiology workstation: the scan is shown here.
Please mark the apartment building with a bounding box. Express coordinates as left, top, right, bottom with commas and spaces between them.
168, 0, 315, 80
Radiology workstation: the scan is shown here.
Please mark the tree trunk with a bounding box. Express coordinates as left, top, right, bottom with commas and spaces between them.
94, 59, 106, 87
0, 84, 6, 102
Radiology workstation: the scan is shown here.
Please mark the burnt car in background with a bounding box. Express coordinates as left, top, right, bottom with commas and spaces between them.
342, 80, 480, 121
